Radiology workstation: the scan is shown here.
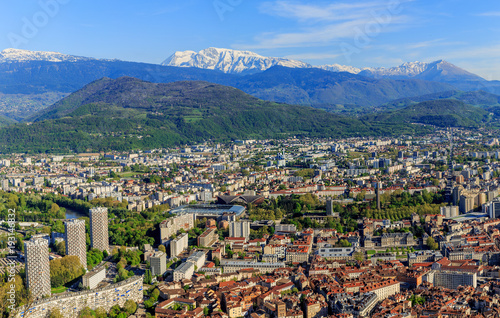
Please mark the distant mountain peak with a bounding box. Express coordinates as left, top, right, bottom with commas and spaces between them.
162, 47, 311, 74
0, 48, 116, 63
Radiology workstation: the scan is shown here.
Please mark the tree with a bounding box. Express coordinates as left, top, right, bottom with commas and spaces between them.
158, 245, 166, 253
124, 299, 137, 315
95, 307, 108, 318
15, 236, 24, 252
49, 308, 64, 318
204, 307, 210, 315
78, 307, 94, 318
109, 305, 121, 318
426, 237, 439, 250
144, 269, 152, 284
353, 251, 364, 262
213, 256, 220, 266
50, 255, 85, 288
150, 288, 160, 300
87, 248, 104, 270
54, 241, 66, 255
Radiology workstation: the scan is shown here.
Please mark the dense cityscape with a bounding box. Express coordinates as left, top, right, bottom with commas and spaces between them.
1, 1, 500, 317
0, 128, 499, 317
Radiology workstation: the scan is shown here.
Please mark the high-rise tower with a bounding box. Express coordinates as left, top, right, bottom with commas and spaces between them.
25, 238, 51, 298
65, 219, 87, 269
89, 207, 109, 253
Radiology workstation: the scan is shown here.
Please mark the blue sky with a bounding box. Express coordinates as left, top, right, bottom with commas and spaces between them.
1, 0, 499, 79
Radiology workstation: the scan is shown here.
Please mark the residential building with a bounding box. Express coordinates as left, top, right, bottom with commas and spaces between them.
25, 238, 51, 298
65, 219, 87, 270
459, 194, 475, 214
229, 221, 251, 240
222, 261, 285, 274
82, 265, 106, 289
159, 213, 195, 243
89, 207, 109, 253
170, 232, 188, 257
440, 206, 459, 218
173, 261, 195, 281
187, 250, 206, 270
426, 270, 477, 289
317, 245, 355, 260
484, 198, 500, 219
146, 251, 167, 276
197, 228, 217, 247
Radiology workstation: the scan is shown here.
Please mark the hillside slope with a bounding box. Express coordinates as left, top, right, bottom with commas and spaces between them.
2, 77, 411, 153
232, 66, 456, 108
363, 99, 492, 128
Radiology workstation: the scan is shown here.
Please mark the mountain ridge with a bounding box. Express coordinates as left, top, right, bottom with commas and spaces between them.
162, 47, 311, 74
362, 99, 493, 128
0, 48, 115, 63
1, 77, 410, 153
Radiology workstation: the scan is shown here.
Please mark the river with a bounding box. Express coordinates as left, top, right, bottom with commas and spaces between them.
65, 207, 88, 219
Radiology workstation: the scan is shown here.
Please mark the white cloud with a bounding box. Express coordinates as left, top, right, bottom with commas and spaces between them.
259, 0, 395, 22
406, 39, 445, 49
235, 0, 412, 49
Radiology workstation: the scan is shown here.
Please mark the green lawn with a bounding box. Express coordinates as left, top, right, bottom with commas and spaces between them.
366, 250, 377, 255
118, 171, 144, 178
51, 286, 68, 294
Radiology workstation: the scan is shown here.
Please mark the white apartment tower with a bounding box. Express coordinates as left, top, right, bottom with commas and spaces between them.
25, 238, 51, 298
229, 221, 251, 240
89, 207, 109, 253
65, 219, 87, 270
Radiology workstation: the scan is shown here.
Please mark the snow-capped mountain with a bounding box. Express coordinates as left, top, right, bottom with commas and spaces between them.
162, 47, 311, 74
358, 61, 430, 77
317, 64, 364, 74
162, 48, 486, 84
356, 60, 484, 81
0, 48, 109, 63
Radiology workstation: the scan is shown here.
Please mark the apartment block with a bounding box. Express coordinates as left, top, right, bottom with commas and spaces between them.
197, 228, 217, 247
173, 261, 195, 281
317, 245, 355, 260
65, 219, 87, 270
229, 221, 250, 239
89, 207, 109, 252
187, 250, 206, 270
159, 213, 195, 243
426, 270, 477, 289
146, 251, 167, 276
440, 206, 459, 218
25, 238, 51, 298
82, 266, 106, 289
484, 198, 500, 219
170, 232, 188, 257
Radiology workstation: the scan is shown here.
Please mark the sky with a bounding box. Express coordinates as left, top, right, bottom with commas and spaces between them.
0, 0, 499, 79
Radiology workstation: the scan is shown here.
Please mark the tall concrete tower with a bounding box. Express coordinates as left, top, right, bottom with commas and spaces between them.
89, 207, 109, 253
65, 219, 87, 270
25, 238, 51, 298
326, 198, 334, 216
376, 182, 382, 210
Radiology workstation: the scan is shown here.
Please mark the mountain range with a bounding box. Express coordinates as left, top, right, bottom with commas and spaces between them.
0, 77, 382, 153
164, 48, 498, 90
162, 47, 311, 75
0, 48, 500, 122
1, 76, 494, 153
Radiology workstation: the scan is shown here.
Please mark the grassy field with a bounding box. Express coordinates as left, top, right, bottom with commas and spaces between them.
51, 286, 68, 294
118, 171, 144, 178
